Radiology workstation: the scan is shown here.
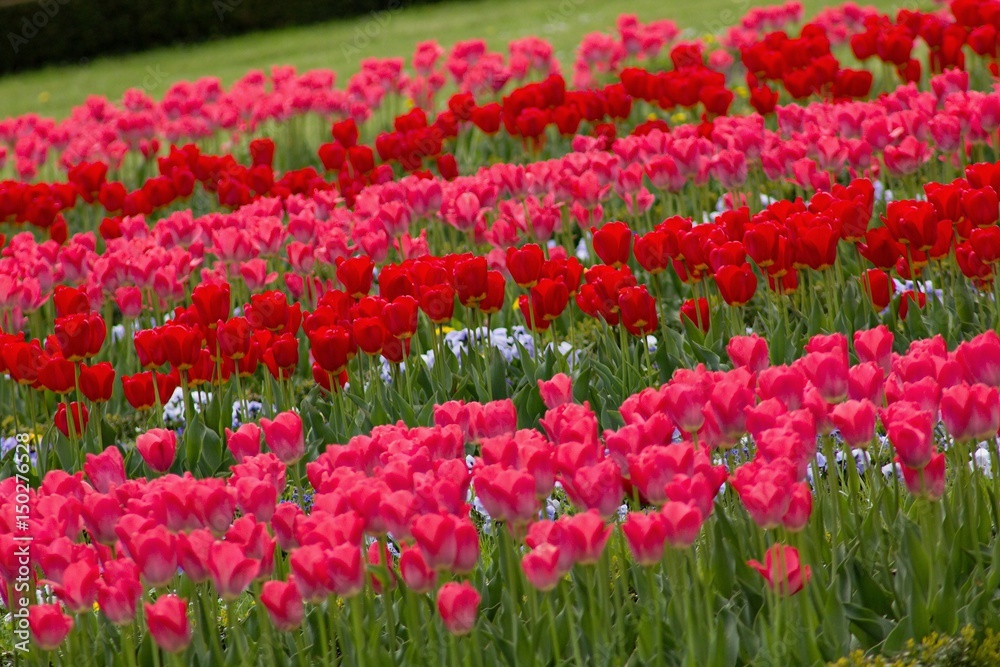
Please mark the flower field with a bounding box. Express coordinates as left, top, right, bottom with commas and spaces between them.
6, 0, 1000, 664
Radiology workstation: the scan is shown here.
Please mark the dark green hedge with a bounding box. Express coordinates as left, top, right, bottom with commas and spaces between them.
0, 0, 432, 74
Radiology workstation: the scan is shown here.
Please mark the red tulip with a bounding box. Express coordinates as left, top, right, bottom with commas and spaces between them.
29, 604, 74, 651
209, 541, 260, 601
136, 428, 177, 473
261, 578, 304, 632
563, 510, 611, 565
54, 402, 89, 439
134, 329, 166, 369
437, 582, 481, 636
860, 269, 894, 310
225, 423, 262, 463
399, 546, 437, 594
727, 335, 769, 372
54, 313, 105, 361
309, 325, 356, 375
479, 271, 506, 314
337, 256, 375, 299
259, 411, 305, 465
748, 544, 811, 596
680, 297, 710, 333
419, 284, 456, 324
84, 446, 126, 493
329, 118, 359, 148
622, 511, 668, 566
51, 560, 99, 613
97, 560, 142, 626
506, 244, 545, 288
454, 256, 489, 307
714, 263, 757, 306
79, 361, 115, 402
592, 221, 632, 268
884, 404, 935, 469
39, 356, 76, 394
130, 525, 177, 588
53, 285, 91, 317
537, 373, 573, 409
192, 283, 230, 328
899, 452, 946, 501
634, 230, 673, 274
940, 383, 1000, 443
161, 323, 204, 371
660, 501, 704, 548
381, 296, 420, 339
246, 291, 290, 332
831, 400, 877, 448
145, 595, 191, 654
263, 333, 300, 380
217, 316, 253, 360
521, 544, 567, 592
618, 285, 658, 336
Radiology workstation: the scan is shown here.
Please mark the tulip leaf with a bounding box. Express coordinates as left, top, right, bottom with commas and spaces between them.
100, 416, 118, 449
843, 602, 892, 647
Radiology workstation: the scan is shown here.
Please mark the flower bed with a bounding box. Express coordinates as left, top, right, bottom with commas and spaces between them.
5, 0, 1000, 664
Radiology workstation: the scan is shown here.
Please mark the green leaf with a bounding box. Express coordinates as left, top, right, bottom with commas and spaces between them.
843, 602, 892, 648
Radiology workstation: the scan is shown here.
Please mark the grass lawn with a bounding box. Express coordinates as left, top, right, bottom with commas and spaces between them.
0, 0, 904, 120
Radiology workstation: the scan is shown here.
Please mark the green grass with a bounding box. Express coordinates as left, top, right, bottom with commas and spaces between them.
0, 0, 904, 120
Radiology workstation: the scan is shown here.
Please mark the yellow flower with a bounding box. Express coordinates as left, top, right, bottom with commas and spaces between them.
735, 86, 749, 99
671, 112, 688, 124
646, 112, 658, 121
37, 91, 50, 104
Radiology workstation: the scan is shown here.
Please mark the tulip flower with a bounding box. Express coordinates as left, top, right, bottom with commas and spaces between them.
940, 383, 1000, 443
261, 578, 305, 631
136, 428, 178, 473
537, 373, 573, 409
521, 544, 567, 592
399, 546, 437, 594
145, 595, 192, 654
592, 221, 632, 268
29, 604, 74, 651
84, 446, 127, 493
437, 582, 481, 636
259, 411, 305, 465
225, 423, 262, 463
748, 545, 811, 596
54, 402, 89, 439
899, 452, 946, 501
208, 540, 260, 601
